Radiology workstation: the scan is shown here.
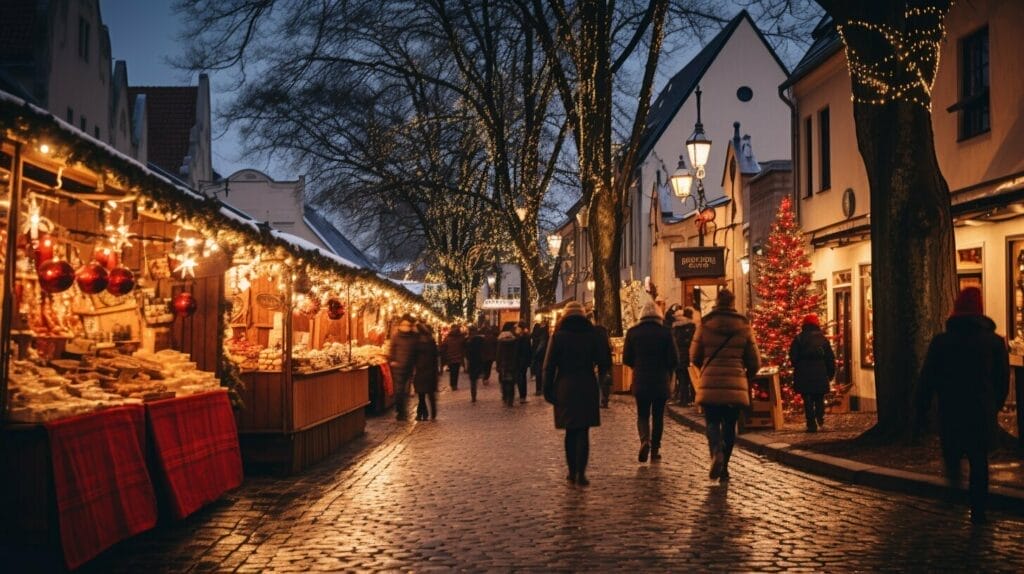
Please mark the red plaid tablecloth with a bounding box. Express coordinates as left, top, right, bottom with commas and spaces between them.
44, 405, 157, 570
145, 390, 243, 520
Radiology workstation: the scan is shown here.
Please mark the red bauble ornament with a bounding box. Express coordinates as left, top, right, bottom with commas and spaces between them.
326, 298, 345, 320
93, 247, 119, 270
171, 291, 198, 318
37, 259, 75, 293
33, 234, 55, 268
75, 262, 110, 294
106, 267, 136, 296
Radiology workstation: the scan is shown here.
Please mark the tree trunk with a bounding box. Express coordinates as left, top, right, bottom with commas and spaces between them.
832, 2, 957, 441
591, 185, 624, 335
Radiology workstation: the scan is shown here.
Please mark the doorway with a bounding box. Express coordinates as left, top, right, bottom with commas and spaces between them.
833, 287, 853, 390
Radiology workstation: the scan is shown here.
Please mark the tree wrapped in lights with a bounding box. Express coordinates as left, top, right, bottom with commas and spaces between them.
751, 196, 822, 409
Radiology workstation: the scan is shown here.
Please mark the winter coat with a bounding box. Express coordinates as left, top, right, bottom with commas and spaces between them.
388, 330, 419, 384
671, 318, 697, 368
916, 314, 1010, 451
531, 325, 549, 375
789, 324, 836, 395
495, 331, 519, 384
481, 328, 498, 362
465, 333, 485, 369
516, 333, 533, 374
412, 333, 440, 394
690, 307, 761, 407
623, 317, 677, 399
439, 330, 467, 365
543, 314, 611, 429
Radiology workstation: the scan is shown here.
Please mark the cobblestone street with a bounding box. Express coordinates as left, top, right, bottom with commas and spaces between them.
86, 374, 1024, 572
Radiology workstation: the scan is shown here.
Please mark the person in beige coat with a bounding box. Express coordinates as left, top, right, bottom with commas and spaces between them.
690, 289, 760, 482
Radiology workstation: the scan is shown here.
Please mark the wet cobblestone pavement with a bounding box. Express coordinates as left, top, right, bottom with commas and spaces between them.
85, 374, 1024, 572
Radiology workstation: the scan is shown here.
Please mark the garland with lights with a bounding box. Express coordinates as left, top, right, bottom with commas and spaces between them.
751, 196, 823, 410
835, 5, 949, 109
0, 96, 446, 324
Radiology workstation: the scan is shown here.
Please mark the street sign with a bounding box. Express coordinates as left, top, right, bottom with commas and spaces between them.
672, 246, 726, 278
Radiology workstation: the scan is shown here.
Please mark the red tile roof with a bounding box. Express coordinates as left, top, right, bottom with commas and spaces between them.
128, 86, 197, 176
0, 0, 38, 61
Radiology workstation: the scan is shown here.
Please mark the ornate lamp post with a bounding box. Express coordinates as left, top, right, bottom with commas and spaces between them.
669, 86, 715, 246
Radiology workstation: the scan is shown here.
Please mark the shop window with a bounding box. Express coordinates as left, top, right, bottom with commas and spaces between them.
1010, 238, 1024, 343
956, 246, 983, 292
818, 107, 831, 191
860, 264, 874, 368
953, 27, 989, 140
803, 116, 813, 198
507, 286, 521, 299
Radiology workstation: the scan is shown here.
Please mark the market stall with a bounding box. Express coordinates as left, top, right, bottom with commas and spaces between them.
0, 92, 444, 567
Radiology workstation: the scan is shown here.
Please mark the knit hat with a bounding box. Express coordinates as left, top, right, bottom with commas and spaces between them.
952, 287, 983, 316
640, 301, 663, 320
715, 289, 736, 309
564, 301, 586, 317
802, 313, 820, 327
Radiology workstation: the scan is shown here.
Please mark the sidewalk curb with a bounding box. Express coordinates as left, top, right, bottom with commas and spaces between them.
666, 405, 1024, 514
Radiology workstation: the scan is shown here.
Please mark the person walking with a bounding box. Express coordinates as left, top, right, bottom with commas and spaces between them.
530, 319, 550, 395
439, 324, 467, 391
915, 287, 1009, 524
624, 301, 677, 462
413, 323, 440, 420
496, 322, 520, 407
515, 321, 533, 403
690, 289, 760, 482
464, 326, 486, 402
789, 313, 836, 432
481, 324, 498, 385
388, 315, 420, 421
671, 307, 698, 405
544, 301, 611, 486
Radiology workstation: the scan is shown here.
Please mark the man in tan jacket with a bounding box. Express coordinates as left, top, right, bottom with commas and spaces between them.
691, 289, 760, 482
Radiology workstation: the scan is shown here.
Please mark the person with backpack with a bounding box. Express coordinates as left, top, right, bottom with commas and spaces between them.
690, 289, 760, 482
789, 314, 836, 432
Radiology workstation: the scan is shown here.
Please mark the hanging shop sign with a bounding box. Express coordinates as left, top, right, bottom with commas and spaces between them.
481, 298, 520, 310
673, 247, 726, 279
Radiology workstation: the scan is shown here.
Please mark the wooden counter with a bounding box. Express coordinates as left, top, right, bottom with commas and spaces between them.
236, 367, 369, 474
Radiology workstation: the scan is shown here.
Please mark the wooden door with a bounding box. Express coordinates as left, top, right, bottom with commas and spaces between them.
833, 287, 852, 388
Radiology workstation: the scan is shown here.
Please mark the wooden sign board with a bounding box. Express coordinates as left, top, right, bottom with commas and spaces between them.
672, 247, 726, 279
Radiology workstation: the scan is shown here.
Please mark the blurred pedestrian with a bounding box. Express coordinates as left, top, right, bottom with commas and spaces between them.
465, 326, 485, 402
915, 287, 1009, 524
388, 315, 420, 421
544, 301, 611, 486
671, 307, 697, 405
789, 313, 836, 432
481, 324, 498, 385
413, 323, 440, 420
530, 319, 550, 395
516, 321, 533, 403
439, 324, 467, 391
624, 301, 677, 462
691, 289, 760, 482
496, 322, 520, 407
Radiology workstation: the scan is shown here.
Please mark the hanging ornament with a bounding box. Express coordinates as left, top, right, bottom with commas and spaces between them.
37, 259, 75, 293
105, 211, 133, 251
299, 296, 321, 318
171, 291, 198, 318
75, 262, 109, 294
94, 247, 119, 270
327, 298, 345, 320
106, 266, 136, 296
173, 256, 198, 279
33, 234, 55, 269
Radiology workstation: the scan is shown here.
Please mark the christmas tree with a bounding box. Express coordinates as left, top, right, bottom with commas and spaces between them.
752, 196, 823, 409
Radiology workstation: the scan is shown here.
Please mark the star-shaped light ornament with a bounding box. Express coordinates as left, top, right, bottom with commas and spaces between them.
174, 256, 198, 279
106, 213, 133, 251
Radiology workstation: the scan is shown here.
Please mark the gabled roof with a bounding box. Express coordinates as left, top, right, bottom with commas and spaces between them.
0, 0, 38, 62
303, 206, 377, 271
637, 11, 789, 163
127, 86, 197, 176
780, 15, 842, 91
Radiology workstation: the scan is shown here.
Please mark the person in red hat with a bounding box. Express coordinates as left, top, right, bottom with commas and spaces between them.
789, 313, 836, 432
916, 287, 1010, 524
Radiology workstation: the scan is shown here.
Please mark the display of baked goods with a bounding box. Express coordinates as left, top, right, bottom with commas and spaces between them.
225, 336, 263, 370
257, 347, 283, 371
7, 359, 142, 423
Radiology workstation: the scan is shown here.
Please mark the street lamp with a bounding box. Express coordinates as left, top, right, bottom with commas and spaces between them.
586, 278, 595, 292
740, 256, 750, 275
669, 86, 714, 246
486, 272, 496, 292
547, 233, 562, 257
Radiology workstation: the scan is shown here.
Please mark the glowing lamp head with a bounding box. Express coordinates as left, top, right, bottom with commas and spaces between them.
686, 130, 712, 179
670, 156, 694, 200
547, 234, 563, 257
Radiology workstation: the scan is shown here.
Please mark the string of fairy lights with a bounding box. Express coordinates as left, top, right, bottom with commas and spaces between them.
836, 5, 949, 109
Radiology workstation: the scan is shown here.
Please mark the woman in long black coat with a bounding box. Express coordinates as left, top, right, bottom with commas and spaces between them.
624, 302, 677, 463
789, 314, 835, 432
412, 323, 440, 420
543, 302, 611, 486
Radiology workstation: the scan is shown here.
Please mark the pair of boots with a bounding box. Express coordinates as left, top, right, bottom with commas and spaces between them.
709, 448, 730, 482
638, 441, 660, 463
